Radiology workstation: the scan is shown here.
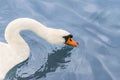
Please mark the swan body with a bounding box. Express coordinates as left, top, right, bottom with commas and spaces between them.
0, 18, 78, 79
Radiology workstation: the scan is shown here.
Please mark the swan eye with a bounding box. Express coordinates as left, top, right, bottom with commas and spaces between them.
63, 34, 73, 42
69, 35, 73, 38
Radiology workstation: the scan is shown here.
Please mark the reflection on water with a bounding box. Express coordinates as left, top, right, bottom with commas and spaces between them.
5, 46, 73, 80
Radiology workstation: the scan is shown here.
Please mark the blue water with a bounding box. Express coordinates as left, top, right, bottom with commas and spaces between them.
0, 0, 120, 80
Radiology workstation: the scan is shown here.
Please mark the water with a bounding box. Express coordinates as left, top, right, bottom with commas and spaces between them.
0, 0, 120, 80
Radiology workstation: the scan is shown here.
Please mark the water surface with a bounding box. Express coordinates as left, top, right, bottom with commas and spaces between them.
0, 0, 120, 80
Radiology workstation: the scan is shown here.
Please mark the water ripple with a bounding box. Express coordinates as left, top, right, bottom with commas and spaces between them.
0, 0, 120, 80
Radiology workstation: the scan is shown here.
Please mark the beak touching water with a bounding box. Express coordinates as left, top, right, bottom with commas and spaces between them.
65, 37, 78, 47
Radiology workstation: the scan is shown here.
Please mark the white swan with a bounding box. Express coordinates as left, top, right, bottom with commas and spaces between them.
0, 18, 78, 79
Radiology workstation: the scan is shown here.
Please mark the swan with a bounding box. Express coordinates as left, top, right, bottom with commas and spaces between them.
0, 18, 78, 79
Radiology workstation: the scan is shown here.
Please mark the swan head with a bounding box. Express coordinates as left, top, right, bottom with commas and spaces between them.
45, 29, 78, 47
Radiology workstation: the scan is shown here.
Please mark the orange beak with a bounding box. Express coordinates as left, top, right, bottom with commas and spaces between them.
65, 38, 78, 47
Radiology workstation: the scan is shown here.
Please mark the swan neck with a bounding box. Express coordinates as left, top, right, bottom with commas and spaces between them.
5, 18, 48, 44
4, 18, 49, 57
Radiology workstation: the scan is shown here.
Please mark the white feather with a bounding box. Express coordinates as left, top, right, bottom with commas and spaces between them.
0, 18, 70, 79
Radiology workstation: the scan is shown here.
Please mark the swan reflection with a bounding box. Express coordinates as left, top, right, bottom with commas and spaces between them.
5, 46, 73, 80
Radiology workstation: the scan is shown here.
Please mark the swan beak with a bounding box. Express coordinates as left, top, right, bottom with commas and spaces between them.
65, 38, 78, 47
